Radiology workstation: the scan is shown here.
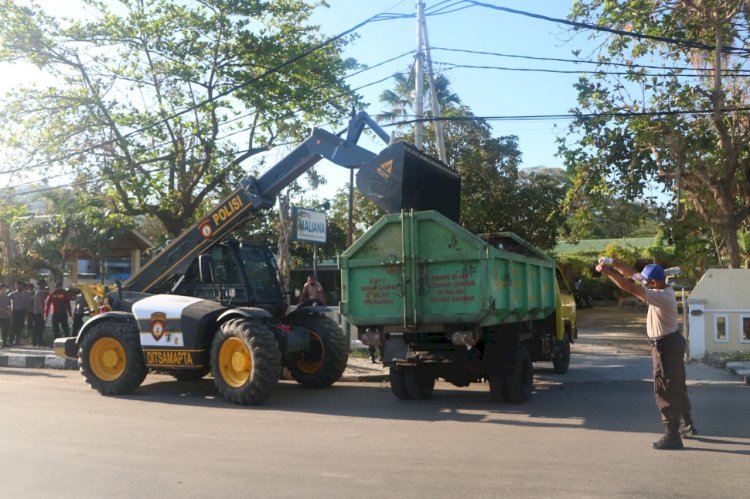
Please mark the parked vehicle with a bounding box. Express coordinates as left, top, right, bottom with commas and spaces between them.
340, 210, 577, 404
55, 112, 460, 405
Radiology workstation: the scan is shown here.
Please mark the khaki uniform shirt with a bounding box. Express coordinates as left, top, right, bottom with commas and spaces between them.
644, 286, 679, 339
301, 281, 324, 302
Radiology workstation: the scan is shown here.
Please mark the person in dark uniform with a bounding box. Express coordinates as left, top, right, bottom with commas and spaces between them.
8, 282, 28, 346
596, 258, 697, 450
32, 281, 48, 347
0, 284, 10, 348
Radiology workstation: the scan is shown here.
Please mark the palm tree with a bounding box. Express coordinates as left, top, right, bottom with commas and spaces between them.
377, 69, 461, 126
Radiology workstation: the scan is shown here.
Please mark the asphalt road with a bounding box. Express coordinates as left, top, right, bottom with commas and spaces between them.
1, 307, 749, 498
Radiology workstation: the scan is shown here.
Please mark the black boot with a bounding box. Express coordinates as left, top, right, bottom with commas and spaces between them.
680, 415, 698, 438
653, 422, 683, 450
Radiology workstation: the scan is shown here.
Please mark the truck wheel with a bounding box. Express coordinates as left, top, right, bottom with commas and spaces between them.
285, 315, 347, 388
404, 371, 435, 400
211, 318, 281, 405
488, 374, 505, 403
502, 345, 533, 404
79, 320, 147, 396
389, 366, 410, 400
552, 336, 571, 374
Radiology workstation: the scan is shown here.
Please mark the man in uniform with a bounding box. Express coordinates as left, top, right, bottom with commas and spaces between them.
298, 275, 325, 307
32, 281, 48, 347
0, 284, 10, 347
596, 258, 697, 450
8, 282, 28, 346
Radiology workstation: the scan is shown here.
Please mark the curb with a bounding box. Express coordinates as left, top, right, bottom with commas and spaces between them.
0, 353, 77, 370
725, 361, 750, 385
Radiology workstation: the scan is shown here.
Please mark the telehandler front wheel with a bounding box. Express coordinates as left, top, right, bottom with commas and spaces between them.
284, 315, 348, 388
210, 318, 281, 405
79, 320, 147, 395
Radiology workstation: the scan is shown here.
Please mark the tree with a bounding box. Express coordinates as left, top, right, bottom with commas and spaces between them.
378, 70, 461, 125
559, 0, 750, 267
0, 0, 359, 238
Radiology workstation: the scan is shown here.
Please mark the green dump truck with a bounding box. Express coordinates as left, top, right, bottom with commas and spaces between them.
339, 210, 576, 403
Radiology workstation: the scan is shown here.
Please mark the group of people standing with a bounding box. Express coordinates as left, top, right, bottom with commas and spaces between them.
0, 280, 79, 348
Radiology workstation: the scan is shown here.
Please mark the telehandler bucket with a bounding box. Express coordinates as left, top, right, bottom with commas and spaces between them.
356, 142, 461, 222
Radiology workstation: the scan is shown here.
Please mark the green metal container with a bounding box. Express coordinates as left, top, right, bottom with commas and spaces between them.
339, 210, 556, 329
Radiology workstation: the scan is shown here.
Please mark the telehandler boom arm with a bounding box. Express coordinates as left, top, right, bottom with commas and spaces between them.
123, 113, 384, 294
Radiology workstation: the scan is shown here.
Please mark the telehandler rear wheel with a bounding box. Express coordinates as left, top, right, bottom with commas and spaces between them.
210, 318, 281, 405
79, 320, 147, 395
284, 315, 348, 388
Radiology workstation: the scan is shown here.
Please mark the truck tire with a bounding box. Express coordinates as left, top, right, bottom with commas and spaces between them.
389, 366, 410, 400
79, 320, 147, 395
552, 335, 571, 374
211, 318, 281, 405
488, 374, 505, 403
404, 370, 435, 400
502, 345, 533, 404
284, 315, 347, 388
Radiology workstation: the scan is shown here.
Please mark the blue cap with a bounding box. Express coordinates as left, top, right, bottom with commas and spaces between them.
640, 264, 666, 281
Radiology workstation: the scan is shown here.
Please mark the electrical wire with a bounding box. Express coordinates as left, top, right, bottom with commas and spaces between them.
463, 1, 750, 55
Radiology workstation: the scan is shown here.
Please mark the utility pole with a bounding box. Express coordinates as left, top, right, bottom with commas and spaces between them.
414, 1, 447, 162
414, 0, 425, 150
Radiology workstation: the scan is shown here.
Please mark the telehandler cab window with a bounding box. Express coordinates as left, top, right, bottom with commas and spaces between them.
239, 245, 283, 303
170, 245, 247, 303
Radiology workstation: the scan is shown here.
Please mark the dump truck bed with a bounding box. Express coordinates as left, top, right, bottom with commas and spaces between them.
339, 210, 556, 329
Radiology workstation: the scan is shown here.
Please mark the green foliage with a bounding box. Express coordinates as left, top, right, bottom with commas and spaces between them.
0, 0, 359, 237
560, 0, 750, 267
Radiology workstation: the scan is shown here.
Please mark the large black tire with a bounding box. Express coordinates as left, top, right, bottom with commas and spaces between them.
167, 367, 211, 381
502, 345, 533, 404
79, 320, 147, 396
210, 318, 281, 405
389, 366, 410, 400
404, 370, 435, 400
552, 335, 571, 374
284, 315, 348, 388
488, 374, 506, 403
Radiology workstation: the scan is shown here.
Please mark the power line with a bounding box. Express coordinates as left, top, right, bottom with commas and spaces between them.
463, 1, 750, 55
431, 46, 750, 75
389, 106, 750, 125
434, 60, 750, 78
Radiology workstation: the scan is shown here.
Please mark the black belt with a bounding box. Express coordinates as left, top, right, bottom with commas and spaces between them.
647, 331, 679, 346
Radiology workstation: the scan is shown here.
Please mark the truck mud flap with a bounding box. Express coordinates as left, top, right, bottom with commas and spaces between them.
357, 141, 461, 222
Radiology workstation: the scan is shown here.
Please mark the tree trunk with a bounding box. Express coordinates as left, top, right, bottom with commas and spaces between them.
277, 193, 291, 291
722, 224, 742, 268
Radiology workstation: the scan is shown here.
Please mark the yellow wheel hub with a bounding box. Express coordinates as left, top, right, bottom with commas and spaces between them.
219, 337, 252, 387
295, 330, 324, 374
90, 337, 126, 381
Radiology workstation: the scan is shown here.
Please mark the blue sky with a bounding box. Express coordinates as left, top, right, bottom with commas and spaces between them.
311, 1, 589, 168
